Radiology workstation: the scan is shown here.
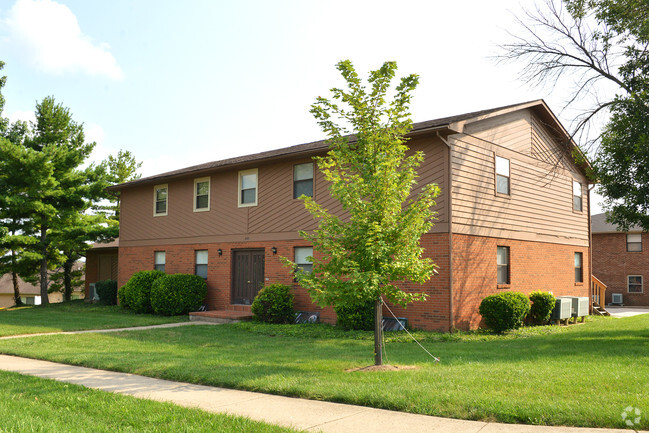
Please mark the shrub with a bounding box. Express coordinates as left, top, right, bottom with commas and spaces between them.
117, 283, 132, 309
121, 270, 165, 314
95, 280, 118, 305
528, 291, 556, 325
150, 273, 207, 316
251, 284, 294, 324
479, 291, 530, 333
335, 300, 375, 331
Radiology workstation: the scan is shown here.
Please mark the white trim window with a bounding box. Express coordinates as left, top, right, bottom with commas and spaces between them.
295, 246, 313, 274
195, 250, 208, 279
497, 246, 510, 285
153, 184, 168, 216
495, 156, 510, 195
238, 169, 258, 207
628, 275, 643, 293
194, 177, 210, 212
293, 162, 314, 199
154, 251, 166, 272
627, 233, 642, 252
573, 181, 583, 212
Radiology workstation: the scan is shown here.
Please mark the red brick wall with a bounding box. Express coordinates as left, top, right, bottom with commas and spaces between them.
452, 234, 590, 330
118, 233, 453, 331
592, 233, 649, 306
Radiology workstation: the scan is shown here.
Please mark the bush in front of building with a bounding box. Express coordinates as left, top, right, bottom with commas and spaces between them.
527, 291, 556, 325
119, 270, 165, 313
150, 273, 207, 316
251, 283, 294, 324
335, 300, 375, 331
479, 291, 531, 333
95, 279, 118, 305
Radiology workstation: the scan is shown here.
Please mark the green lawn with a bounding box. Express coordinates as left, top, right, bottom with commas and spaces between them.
0, 301, 188, 336
0, 315, 647, 429
0, 370, 301, 433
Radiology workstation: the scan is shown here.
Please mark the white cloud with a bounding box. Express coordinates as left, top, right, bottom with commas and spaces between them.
7, 109, 36, 124
4, 0, 123, 80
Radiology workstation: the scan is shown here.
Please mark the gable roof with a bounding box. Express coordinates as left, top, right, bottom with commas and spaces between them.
109, 99, 587, 191
592, 213, 643, 234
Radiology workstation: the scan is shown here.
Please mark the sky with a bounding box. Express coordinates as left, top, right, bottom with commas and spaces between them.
0, 0, 605, 214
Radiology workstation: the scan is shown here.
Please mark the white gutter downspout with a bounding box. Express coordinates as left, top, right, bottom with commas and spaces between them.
437, 131, 454, 332
588, 183, 594, 312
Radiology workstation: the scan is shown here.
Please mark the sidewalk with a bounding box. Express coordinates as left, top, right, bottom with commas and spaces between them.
0, 354, 638, 433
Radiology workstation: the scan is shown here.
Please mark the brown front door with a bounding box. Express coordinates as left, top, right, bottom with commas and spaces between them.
232, 250, 265, 305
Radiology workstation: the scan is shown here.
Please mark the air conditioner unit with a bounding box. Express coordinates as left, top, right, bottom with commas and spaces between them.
570, 297, 589, 317
611, 293, 623, 305
552, 297, 573, 320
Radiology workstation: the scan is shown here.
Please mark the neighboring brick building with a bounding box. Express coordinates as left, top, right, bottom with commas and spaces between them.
106, 100, 591, 331
84, 239, 119, 300
592, 213, 648, 306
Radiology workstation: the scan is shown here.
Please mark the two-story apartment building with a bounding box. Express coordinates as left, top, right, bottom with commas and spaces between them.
592, 213, 648, 306
104, 100, 590, 331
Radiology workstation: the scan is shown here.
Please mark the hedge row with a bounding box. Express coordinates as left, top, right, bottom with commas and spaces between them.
479, 290, 557, 333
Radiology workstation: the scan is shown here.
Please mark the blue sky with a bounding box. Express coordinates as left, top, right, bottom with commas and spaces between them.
0, 0, 605, 212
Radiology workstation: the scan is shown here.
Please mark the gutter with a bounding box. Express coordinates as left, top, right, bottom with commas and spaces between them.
437, 131, 454, 332
588, 184, 594, 311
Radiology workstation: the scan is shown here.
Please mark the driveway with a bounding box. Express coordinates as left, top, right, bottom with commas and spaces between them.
607, 306, 649, 318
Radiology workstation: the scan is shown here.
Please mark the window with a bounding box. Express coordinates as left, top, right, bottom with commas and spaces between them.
194, 177, 210, 212
573, 181, 582, 212
154, 251, 166, 272
574, 252, 583, 283
294, 162, 314, 199
628, 275, 643, 293
154, 184, 168, 216
295, 246, 313, 274
497, 246, 510, 285
195, 250, 208, 279
495, 156, 510, 195
627, 233, 642, 252
238, 169, 258, 207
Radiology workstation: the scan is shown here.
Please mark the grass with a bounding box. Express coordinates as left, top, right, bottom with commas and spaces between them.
0, 301, 188, 337
0, 370, 302, 432
0, 315, 647, 429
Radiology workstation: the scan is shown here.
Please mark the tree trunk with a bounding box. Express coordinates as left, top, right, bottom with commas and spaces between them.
11, 249, 22, 306
63, 257, 73, 301
39, 219, 49, 305
374, 298, 383, 366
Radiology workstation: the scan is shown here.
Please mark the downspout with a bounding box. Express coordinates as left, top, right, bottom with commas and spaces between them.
437, 131, 454, 332
588, 184, 594, 312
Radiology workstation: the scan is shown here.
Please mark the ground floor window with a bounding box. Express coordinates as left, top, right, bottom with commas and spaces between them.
195, 250, 208, 279
574, 252, 583, 283
295, 246, 313, 274
628, 275, 643, 293
154, 251, 166, 272
497, 246, 510, 285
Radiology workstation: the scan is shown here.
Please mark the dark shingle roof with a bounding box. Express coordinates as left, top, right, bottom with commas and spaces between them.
592, 213, 643, 234
108, 100, 547, 191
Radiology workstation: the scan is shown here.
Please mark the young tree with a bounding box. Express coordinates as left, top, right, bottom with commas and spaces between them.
292, 61, 440, 365
499, 0, 649, 229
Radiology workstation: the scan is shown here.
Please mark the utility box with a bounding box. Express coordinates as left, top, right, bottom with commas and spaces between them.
553, 297, 573, 320
571, 297, 589, 317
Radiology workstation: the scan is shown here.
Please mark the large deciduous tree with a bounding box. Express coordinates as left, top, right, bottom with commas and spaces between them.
500, 0, 649, 229
292, 60, 440, 366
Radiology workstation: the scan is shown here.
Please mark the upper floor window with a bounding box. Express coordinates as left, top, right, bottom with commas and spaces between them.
238, 169, 258, 207
154, 184, 168, 216
195, 250, 208, 279
574, 252, 583, 283
295, 246, 314, 274
294, 162, 314, 199
194, 177, 210, 212
627, 233, 642, 252
154, 251, 166, 272
495, 156, 510, 195
497, 246, 510, 285
573, 181, 582, 212
628, 275, 643, 293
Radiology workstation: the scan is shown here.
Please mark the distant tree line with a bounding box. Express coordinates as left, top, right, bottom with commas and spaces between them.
0, 60, 141, 306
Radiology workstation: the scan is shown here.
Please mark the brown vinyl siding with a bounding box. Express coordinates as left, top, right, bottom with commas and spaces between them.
449, 109, 588, 246
119, 134, 449, 247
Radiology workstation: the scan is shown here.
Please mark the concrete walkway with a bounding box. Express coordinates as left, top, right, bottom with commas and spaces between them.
0, 354, 639, 433
607, 306, 649, 318
0, 320, 210, 340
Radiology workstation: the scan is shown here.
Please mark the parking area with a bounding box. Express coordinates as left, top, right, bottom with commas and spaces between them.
606, 306, 649, 318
